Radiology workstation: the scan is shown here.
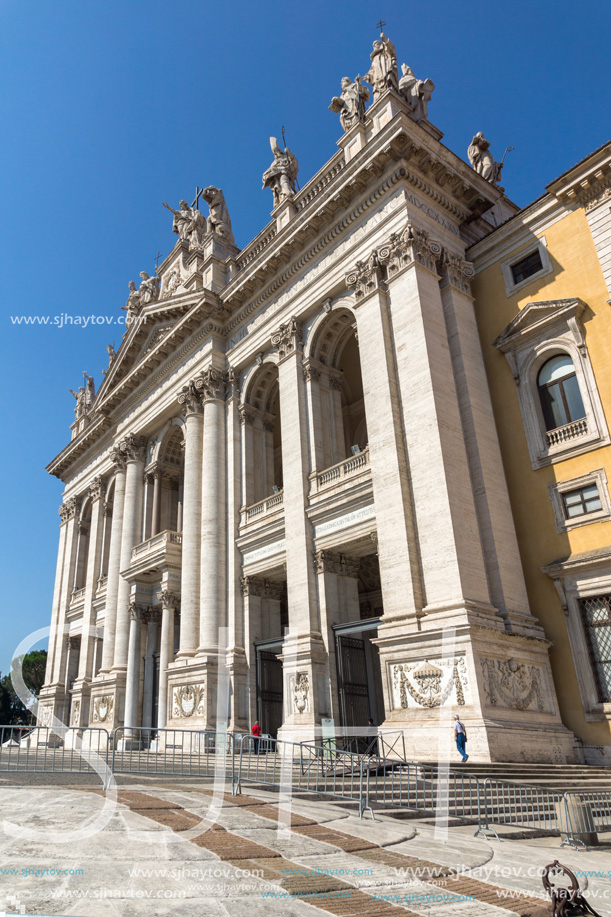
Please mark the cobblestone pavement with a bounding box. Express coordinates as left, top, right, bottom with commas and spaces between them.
0, 779, 610, 916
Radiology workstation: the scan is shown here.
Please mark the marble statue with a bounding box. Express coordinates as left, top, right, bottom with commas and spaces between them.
201, 186, 235, 244
107, 343, 116, 360
468, 132, 503, 184
364, 32, 398, 99
162, 200, 206, 249
262, 137, 299, 208
122, 281, 141, 322
69, 386, 86, 419
329, 75, 370, 131
139, 271, 160, 304
84, 374, 95, 407
398, 63, 435, 122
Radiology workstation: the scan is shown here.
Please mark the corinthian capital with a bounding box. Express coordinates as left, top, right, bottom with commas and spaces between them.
345, 250, 383, 303
88, 476, 104, 501
119, 433, 147, 463
59, 496, 79, 525
378, 222, 443, 278
195, 368, 228, 403
160, 590, 180, 612
271, 317, 303, 361
177, 380, 204, 416
439, 250, 475, 295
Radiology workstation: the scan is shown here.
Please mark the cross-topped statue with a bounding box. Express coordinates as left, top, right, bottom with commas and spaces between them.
376, 18, 386, 31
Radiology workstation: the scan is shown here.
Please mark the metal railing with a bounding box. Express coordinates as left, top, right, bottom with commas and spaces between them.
476, 777, 563, 840
111, 727, 233, 778
303, 730, 406, 766
0, 725, 110, 785
365, 761, 482, 823
232, 735, 370, 817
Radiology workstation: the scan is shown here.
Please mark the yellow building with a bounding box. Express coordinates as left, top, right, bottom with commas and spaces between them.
469, 142, 611, 764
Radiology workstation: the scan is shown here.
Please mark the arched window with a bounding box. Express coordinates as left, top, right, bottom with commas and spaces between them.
537, 354, 586, 431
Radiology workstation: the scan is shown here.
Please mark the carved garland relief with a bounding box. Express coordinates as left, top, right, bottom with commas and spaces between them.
172, 684, 205, 718
92, 695, 114, 724
391, 657, 468, 709
480, 657, 545, 712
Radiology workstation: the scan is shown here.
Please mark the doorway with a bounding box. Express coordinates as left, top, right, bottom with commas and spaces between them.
256, 641, 283, 738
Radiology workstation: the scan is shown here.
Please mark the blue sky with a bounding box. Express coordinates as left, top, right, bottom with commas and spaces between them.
0, 0, 609, 677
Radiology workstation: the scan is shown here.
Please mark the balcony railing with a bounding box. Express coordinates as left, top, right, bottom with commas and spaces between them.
546, 418, 588, 447
242, 491, 284, 525
70, 586, 86, 604
96, 575, 108, 594
131, 530, 182, 561
311, 448, 370, 493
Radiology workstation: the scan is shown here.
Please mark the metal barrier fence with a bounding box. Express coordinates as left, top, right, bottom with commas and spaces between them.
232, 734, 370, 817
306, 730, 406, 764
111, 727, 233, 778
2, 723, 610, 845
0, 725, 110, 785
365, 761, 482, 823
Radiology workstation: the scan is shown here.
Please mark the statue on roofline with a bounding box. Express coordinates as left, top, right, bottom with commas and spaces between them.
262, 137, 299, 208
329, 75, 370, 132
138, 271, 160, 304
201, 185, 235, 244
162, 199, 206, 249
364, 32, 398, 99
468, 132, 504, 185
398, 63, 435, 122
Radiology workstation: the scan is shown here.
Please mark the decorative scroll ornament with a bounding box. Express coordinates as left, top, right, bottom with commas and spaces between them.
271, 317, 303, 360
173, 684, 205, 718
92, 695, 114, 723
227, 367, 241, 399
194, 368, 228, 403
481, 657, 544, 712
378, 222, 443, 276
240, 576, 284, 599
440, 251, 475, 295
314, 550, 360, 577
160, 590, 180, 612
88, 476, 104, 501
291, 673, 310, 714
542, 860, 603, 917
120, 433, 147, 463
345, 250, 383, 302
177, 379, 204, 415
59, 496, 79, 525
391, 657, 468, 708
238, 405, 255, 426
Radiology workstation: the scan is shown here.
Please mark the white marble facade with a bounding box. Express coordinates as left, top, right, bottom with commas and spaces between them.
39, 37, 576, 762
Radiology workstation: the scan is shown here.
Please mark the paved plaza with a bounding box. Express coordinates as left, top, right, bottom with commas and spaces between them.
1, 776, 610, 916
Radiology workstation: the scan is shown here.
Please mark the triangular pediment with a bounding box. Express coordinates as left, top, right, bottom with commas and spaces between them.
494, 298, 584, 350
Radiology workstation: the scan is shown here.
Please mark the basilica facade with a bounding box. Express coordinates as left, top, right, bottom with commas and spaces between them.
38, 31, 611, 763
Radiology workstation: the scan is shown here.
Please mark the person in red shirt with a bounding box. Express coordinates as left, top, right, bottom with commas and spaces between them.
251, 721, 261, 754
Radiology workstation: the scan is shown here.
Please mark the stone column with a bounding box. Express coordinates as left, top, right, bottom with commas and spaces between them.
71, 477, 105, 726
376, 228, 491, 615
124, 601, 144, 732
99, 455, 126, 673
302, 359, 324, 472
272, 318, 327, 739
438, 252, 533, 628
176, 477, 184, 532
51, 498, 80, 691
177, 382, 204, 656
157, 591, 178, 730
345, 256, 422, 622
151, 468, 162, 537
314, 551, 361, 723
113, 434, 147, 671
227, 370, 248, 732
198, 368, 227, 653
42, 500, 72, 689
141, 609, 160, 732
239, 404, 255, 508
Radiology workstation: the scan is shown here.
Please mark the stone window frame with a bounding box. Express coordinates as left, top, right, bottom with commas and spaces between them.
548, 469, 611, 533
544, 552, 611, 721
494, 299, 609, 469
500, 236, 553, 297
